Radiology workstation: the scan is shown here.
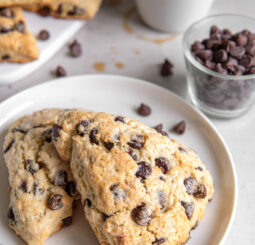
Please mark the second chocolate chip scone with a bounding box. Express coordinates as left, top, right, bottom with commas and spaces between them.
54, 110, 214, 245
3, 109, 79, 245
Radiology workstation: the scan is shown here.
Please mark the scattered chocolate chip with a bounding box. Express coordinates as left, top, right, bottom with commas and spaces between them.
153, 124, 168, 136
48, 194, 63, 210
191, 220, 199, 230
157, 191, 167, 209
65, 181, 76, 197
110, 184, 125, 200
15, 21, 25, 33
128, 135, 145, 149
184, 177, 198, 195
0, 8, 14, 18
136, 161, 152, 181
38, 29, 50, 41
172, 121, 186, 135
52, 124, 61, 139
84, 198, 92, 207
54, 170, 67, 186
25, 159, 39, 174
131, 203, 151, 226
102, 213, 110, 221
114, 116, 125, 123
69, 40, 82, 57
128, 149, 137, 161
62, 216, 72, 227
104, 142, 114, 150
160, 59, 173, 76
4, 140, 14, 154
155, 157, 170, 174
137, 103, 151, 116
20, 181, 28, 193
76, 120, 89, 136
89, 128, 99, 145
43, 129, 52, 142
193, 184, 207, 198
152, 237, 168, 244
55, 66, 66, 77
181, 201, 194, 220
38, 6, 50, 17
12, 128, 26, 134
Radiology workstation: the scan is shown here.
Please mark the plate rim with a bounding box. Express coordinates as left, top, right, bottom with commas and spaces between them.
0, 74, 238, 245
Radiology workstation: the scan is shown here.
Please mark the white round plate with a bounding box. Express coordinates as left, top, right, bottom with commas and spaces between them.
0, 75, 237, 245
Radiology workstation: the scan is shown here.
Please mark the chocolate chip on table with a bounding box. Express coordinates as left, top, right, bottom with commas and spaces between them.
0, 8, 14, 18
137, 103, 151, 116
89, 128, 99, 145
38, 6, 50, 17
54, 170, 67, 186
84, 198, 92, 207
131, 203, 151, 226
157, 191, 167, 209
128, 149, 137, 161
152, 237, 168, 244
62, 216, 72, 227
155, 157, 170, 174
153, 124, 168, 137
76, 120, 89, 136
104, 141, 114, 150
184, 177, 198, 195
15, 21, 25, 33
114, 116, 125, 123
69, 40, 82, 57
172, 121, 186, 135
38, 29, 50, 41
65, 181, 76, 197
20, 181, 28, 192
55, 66, 66, 77
136, 161, 152, 181
181, 201, 194, 220
52, 124, 61, 139
128, 135, 145, 149
4, 140, 15, 154
48, 194, 63, 210
110, 184, 125, 200
193, 184, 207, 198
25, 159, 39, 174
160, 59, 173, 76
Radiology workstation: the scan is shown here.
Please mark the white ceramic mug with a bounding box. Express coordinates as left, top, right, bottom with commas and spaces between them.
135, 0, 215, 33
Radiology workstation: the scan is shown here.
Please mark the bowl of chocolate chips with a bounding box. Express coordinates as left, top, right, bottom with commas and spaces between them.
183, 14, 255, 118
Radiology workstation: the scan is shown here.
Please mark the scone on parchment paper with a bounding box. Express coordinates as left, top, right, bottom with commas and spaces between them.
3, 109, 79, 245
52, 109, 214, 245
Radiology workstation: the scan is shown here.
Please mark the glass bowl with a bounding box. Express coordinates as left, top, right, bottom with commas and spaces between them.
183, 14, 255, 119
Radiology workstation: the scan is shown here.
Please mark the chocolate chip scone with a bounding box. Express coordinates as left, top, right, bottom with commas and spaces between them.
0, 0, 48, 7
24, 0, 102, 20
53, 110, 214, 245
0, 7, 39, 63
3, 109, 79, 245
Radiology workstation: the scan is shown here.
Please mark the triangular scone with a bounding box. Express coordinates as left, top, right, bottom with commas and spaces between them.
0, 7, 39, 63
4, 109, 79, 245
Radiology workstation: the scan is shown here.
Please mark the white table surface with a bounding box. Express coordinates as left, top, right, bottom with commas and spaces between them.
0, 0, 254, 244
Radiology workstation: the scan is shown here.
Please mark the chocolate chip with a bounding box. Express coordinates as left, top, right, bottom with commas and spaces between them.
178, 147, 187, 152
43, 129, 52, 142
52, 124, 61, 139
136, 161, 152, 181
137, 103, 151, 116
184, 177, 198, 195
153, 124, 168, 137
15, 21, 25, 33
69, 40, 82, 57
205, 60, 216, 70
8, 207, 15, 225
56, 4, 63, 14
102, 213, 111, 221
245, 43, 255, 56
84, 198, 92, 207
195, 166, 203, 171
54, 170, 67, 186
89, 128, 99, 145
68, 6, 85, 16
20, 181, 28, 193
222, 39, 236, 53
33, 182, 43, 195
128, 135, 145, 149
155, 157, 170, 174
191, 220, 199, 230
38, 29, 50, 40
193, 184, 207, 198
196, 50, 212, 62
38, 6, 50, 17
104, 142, 114, 150
48, 194, 63, 210
25, 159, 39, 174
62, 216, 72, 227
110, 184, 125, 200
2, 54, 10, 60
55, 66, 66, 77
236, 33, 248, 47
210, 25, 221, 36
131, 203, 151, 226
172, 120, 186, 135
128, 149, 137, 161
4, 140, 14, 154
65, 181, 76, 197
76, 120, 89, 136
152, 238, 168, 244
114, 116, 125, 123
157, 191, 167, 209
230, 46, 245, 59
191, 41, 204, 52
159, 176, 165, 181
181, 201, 194, 220
215, 63, 227, 74
160, 59, 173, 76
12, 128, 26, 134
213, 49, 228, 63
0, 8, 14, 18
240, 55, 254, 69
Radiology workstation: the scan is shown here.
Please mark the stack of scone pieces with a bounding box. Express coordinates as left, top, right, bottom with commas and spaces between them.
3, 109, 214, 245
0, 0, 102, 63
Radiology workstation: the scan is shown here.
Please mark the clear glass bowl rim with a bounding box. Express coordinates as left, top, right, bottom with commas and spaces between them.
183, 13, 255, 81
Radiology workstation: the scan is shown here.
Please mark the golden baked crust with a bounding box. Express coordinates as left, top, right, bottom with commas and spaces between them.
4, 109, 79, 245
